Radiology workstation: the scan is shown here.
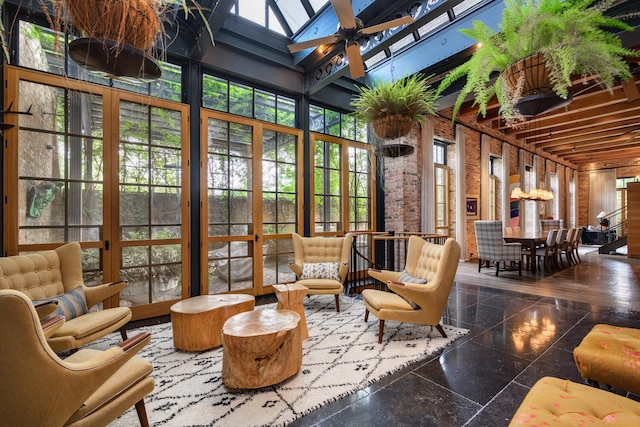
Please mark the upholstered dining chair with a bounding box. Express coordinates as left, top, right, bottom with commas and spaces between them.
560, 228, 578, 266
289, 232, 354, 312
0, 289, 154, 427
474, 220, 522, 276
553, 228, 569, 269
572, 228, 584, 263
540, 219, 563, 232
534, 229, 558, 273
363, 237, 461, 343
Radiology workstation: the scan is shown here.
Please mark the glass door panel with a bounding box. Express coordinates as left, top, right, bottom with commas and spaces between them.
205, 117, 256, 293
118, 100, 186, 307
15, 80, 106, 285
262, 129, 297, 286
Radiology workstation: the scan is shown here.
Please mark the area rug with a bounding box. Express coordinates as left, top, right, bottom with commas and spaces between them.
101, 295, 468, 426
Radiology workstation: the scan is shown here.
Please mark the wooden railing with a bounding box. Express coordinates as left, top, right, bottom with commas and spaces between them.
346, 231, 447, 294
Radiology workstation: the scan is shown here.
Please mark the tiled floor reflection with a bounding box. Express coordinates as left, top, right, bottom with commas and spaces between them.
290, 254, 640, 427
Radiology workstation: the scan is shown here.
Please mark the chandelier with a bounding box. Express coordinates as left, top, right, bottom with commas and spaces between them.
510, 187, 554, 201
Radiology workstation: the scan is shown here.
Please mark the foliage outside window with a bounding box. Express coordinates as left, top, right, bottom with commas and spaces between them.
202, 73, 295, 127
313, 139, 342, 233
348, 147, 372, 231
18, 21, 182, 102
310, 104, 367, 143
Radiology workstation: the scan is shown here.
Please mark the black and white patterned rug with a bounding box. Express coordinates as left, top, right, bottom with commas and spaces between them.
103, 295, 468, 426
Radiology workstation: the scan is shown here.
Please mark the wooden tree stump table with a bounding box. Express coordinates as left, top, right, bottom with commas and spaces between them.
221, 309, 302, 389
273, 283, 309, 340
170, 294, 255, 351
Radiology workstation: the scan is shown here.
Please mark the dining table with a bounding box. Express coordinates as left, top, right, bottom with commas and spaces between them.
503, 231, 548, 273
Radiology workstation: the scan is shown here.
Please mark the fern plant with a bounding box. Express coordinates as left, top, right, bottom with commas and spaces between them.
350, 73, 439, 124
436, 0, 639, 125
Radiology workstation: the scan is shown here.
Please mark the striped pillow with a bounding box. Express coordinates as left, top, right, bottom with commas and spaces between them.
398, 269, 427, 284
397, 270, 427, 309
34, 286, 88, 321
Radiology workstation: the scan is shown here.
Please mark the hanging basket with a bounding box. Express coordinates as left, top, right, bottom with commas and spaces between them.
371, 114, 415, 139
500, 52, 573, 116
65, 0, 160, 51
501, 53, 554, 97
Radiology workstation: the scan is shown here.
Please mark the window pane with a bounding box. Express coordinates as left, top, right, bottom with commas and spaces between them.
203, 75, 229, 111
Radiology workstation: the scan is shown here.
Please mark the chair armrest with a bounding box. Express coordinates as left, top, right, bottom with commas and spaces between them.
388, 280, 439, 307
83, 280, 128, 308
288, 262, 302, 278
368, 269, 401, 285
41, 315, 65, 339
34, 300, 58, 320
119, 332, 152, 355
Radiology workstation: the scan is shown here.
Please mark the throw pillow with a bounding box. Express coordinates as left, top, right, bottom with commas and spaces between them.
397, 270, 427, 310
300, 262, 341, 281
34, 286, 88, 321
398, 269, 427, 284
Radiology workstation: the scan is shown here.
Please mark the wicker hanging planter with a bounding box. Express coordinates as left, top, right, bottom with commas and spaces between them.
65, 0, 160, 51
372, 114, 414, 140
64, 0, 162, 79
500, 53, 573, 117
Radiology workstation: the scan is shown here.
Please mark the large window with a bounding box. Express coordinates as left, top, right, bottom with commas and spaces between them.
310, 133, 373, 236
310, 104, 367, 143
434, 140, 450, 235
313, 139, 342, 232
6, 67, 190, 318
202, 74, 295, 127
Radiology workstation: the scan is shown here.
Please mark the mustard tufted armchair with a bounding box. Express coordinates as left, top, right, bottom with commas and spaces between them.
0, 289, 154, 427
288, 232, 354, 312
363, 237, 461, 343
0, 242, 132, 353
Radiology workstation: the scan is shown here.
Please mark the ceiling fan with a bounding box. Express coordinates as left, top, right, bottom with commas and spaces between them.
287, 0, 415, 78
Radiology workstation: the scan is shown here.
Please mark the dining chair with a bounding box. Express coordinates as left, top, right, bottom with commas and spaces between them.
535, 229, 558, 274
560, 228, 578, 265
474, 220, 522, 276
553, 229, 568, 269
572, 228, 584, 263
540, 219, 563, 232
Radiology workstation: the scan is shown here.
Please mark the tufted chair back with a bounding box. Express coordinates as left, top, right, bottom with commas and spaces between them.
289, 233, 354, 312
0, 242, 131, 353
363, 237, 461, 343
0, 289, 154, 427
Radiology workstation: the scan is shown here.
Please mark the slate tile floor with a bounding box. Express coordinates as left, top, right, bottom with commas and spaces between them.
290, 279, 640, 426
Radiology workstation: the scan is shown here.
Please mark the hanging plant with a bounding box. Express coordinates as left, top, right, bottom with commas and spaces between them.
435, 0, 639, 127
34, 0, 215, 80
350, 73, 439, 140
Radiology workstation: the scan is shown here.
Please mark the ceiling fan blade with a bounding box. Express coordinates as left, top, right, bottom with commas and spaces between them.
360, 16, 415, 35
287, 35, 340, 53
331, 0, 357, 29
345, 41, 365, 78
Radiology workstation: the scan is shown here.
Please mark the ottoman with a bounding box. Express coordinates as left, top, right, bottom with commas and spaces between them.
573, 324, 640, 394
509, 376, 640, 426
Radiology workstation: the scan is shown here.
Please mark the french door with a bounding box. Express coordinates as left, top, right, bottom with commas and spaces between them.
201, 111, 301, 296
4, 66, 190, 319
